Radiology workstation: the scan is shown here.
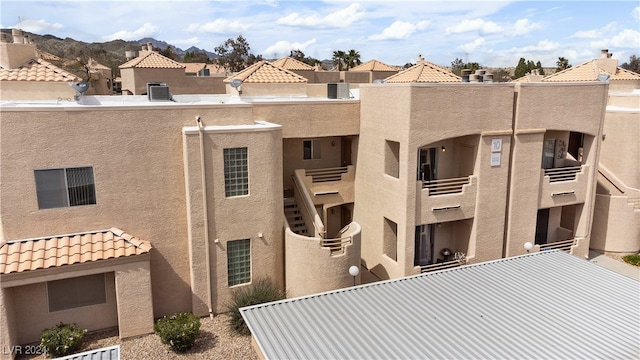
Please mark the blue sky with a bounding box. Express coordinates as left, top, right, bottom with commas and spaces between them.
1, 1, 639, 68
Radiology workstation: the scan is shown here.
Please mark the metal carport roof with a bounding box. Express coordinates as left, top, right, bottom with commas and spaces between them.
241, 251, 639, 360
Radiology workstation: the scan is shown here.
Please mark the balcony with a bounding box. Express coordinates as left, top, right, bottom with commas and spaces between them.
539, 165, 589, 208
418, 175, 477, 224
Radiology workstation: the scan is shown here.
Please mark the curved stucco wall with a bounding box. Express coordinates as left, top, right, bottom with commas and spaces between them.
591, 194, 640, 254
285, 222, 361, 298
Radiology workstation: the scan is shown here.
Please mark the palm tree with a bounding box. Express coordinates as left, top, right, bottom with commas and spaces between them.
345, 49, 362, 70
332, 50, 346, 71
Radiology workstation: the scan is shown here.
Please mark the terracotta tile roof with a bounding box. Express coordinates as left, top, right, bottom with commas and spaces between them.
119, 51, 185, 69
350, 59, 399, 72
0, 58, 81, 82
224, 61, 308, 83
36, 50, 61, 61
542, 60, 640, 82
205, 63, 226, 75
0, 228, 152, 275
87, 58, 111, 70
271, 57, 315, 71
384, 60, 460, 83
182, 62, 206, 73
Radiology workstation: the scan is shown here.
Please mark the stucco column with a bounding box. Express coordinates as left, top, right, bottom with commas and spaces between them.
0, 288, 17, 360
114, 260, 154, 338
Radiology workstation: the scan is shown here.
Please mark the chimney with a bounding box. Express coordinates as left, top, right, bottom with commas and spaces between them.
0, 33, 8, 43
147, 42, 153, 51
461, 69, 471, 83
0, 28, 37, 69
11, 29, 24, 44
600, 49, 612, 59
417, 54, 425, 64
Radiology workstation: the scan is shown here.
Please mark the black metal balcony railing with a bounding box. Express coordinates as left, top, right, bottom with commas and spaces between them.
423, 176, 471, 196
544, 166, 582, 183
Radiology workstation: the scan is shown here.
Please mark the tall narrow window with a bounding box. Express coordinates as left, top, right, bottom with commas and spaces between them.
227, 239, 251, 286
303, 139, 321, 160
385, 140, 400, 178
35, 167, 96, 209
224, 147, 249, 197
383, 217, 398, 261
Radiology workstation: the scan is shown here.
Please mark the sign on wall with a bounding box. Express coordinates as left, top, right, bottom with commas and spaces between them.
491, 138, 502, 167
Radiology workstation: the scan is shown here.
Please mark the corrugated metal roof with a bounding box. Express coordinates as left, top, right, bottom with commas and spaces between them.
242, 251, 640, 360
54, 345, 119, 360
0, 228, 152, 274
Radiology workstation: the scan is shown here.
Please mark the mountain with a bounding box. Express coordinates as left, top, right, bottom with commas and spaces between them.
0, 29, 217, 78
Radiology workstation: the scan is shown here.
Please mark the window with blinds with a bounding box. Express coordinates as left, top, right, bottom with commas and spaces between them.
47, 273, 107, 312
35, 167, 96, 209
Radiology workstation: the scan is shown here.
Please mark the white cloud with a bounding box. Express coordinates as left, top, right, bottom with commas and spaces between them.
446, 18, 502, 35
633, 7, 640, 21
277, 3, 365, 28
103, 22, 158, 41
571, 22, 618, 39
510, 40, 560, 53
263, 39, 317, 57
169, 37, 200, 47
184, 19, 250, 34
14, 19, 63, 34
457, 38, 486, 53
591, 29, 640, 50
369, 20, 429, 40
509, 19, 541, 36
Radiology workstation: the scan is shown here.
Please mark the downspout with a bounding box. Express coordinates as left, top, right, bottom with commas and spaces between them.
501, 87, 518, 258
196, 116, 214, 318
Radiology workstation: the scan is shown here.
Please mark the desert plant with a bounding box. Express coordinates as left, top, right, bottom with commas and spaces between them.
623, 254, 640, 266
225, 277, 286, 335
40, 322, 85, 357
154, 312, 201, 352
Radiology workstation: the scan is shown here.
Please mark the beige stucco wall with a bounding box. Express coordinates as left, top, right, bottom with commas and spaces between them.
284, 223, 361, 298
282, 137, 344, 190
115, 261, 154, 338
599, 109, 640, 189
182, 121, 284, 314
506, 83, 608, 258
591, 194, 640, 254
355, 83, 515, 279
0, 42, 36, 69
0, 82, 77, 101
0, 103, 263, 319
9, 272, 118, 345
226, 83, 307, 97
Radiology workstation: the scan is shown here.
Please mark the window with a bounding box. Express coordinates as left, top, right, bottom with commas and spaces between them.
303, 139, 321, 160
48, 274, 106, 312
223, 147, 248, 197
35, 167, 96, 209
227, 239, 251, 286
383, 217, 398, 261
385, 140, 400, 178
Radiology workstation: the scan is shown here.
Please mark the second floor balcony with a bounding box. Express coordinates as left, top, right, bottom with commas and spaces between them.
418, 175, 477, 225
539, 164, 589, 208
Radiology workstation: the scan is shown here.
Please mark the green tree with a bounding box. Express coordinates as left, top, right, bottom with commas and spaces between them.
491, 68, 513, 82
450, 57, 481, 76
183, 50, 210, 63
158, 45, 178, 61
536, 61, 545, 75
345, 49, 362, 70
289, 49, 321, 67
214, 35, 260, 73
332, 50, 346, 71
620, 55, 640, 74
514, 58, 528, 79
556, 57, 571, 72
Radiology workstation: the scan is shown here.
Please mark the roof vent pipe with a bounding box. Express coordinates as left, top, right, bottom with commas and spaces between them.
483, 73, 494, 83
469, 74, 480, 82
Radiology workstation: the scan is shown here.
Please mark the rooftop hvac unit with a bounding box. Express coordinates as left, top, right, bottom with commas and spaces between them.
147, 82, 171, 101
328, 83, 350, 99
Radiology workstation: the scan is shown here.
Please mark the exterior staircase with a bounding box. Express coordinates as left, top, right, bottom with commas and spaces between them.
284, 198, 308, 235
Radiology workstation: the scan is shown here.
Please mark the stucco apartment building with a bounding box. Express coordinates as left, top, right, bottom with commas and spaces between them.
0, 35, 616, 357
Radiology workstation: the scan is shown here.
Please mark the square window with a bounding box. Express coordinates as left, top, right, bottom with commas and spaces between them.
223, 148, 249, 197
35, 167, 96, 209
227, 239, 251, 286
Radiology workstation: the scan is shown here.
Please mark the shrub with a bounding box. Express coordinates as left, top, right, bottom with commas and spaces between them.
623, 254, 640, 266
225, 278, 286, 335
40, 322, 85, 357
154, 312, 201, 352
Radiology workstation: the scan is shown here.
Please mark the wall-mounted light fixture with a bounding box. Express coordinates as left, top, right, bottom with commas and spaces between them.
441, 146, 446, 152
348, 265, 359, 286
524, 242, 533, 253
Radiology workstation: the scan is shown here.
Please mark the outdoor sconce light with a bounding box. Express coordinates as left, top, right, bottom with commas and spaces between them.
349, 265, 359, 286
441, 146, 446, 152
524, 242, 533, 253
